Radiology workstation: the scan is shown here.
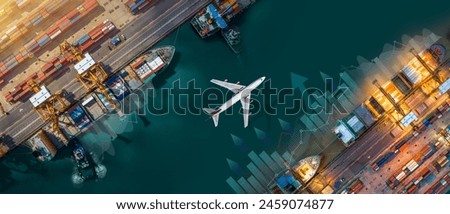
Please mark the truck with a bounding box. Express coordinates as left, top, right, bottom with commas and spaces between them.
372, 152, 396, 171
125, 0, 151, 15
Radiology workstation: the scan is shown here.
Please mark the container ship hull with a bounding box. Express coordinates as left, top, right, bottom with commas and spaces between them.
128, 45, 175, 83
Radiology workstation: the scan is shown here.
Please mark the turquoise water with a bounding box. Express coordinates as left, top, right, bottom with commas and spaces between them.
2, 0, 450, 193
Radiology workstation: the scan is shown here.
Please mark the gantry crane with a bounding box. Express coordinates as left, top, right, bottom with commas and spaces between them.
28, 80, 68, 143
59, 41, 116, 110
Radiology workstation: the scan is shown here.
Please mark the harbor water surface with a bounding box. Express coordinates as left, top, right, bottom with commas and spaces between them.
2, 0, 450, 193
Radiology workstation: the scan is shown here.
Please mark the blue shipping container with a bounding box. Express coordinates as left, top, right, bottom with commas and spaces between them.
76, 34, 90, 45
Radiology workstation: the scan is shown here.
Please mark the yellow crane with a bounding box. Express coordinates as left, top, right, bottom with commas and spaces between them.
59, 41, 116, 110
28, 80, 68, 143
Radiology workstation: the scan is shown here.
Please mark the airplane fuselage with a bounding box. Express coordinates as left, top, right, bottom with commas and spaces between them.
213, 77, 265, 115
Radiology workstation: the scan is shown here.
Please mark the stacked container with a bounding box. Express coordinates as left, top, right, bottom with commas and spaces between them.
0, 0, 99, 85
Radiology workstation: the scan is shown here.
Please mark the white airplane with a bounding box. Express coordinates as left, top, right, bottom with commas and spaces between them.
203, 76, 266, 128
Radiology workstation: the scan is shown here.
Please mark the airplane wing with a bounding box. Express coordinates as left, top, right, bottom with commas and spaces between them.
211, 79, 245, 94
240, 95, 251, 128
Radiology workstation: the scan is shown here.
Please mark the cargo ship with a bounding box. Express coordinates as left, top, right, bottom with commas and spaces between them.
269, 155, 321, 194
191, 0, 255, 39
128, 46, 175, 83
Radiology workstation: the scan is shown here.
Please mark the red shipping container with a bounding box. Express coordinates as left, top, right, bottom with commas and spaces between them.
40, 9, 50, 18
15, 54, 24, 63
41, 62, 54, 73
48, 68, 57, 76
0, 71, 6, 79
90, 30, 103, 41
10, 87, 23, 97
80, 39, 94, 52
14, 89, 31, 102
88, 26, 103, 38
46, 25, 60, 35
58, 56, 67, 65
83, 1, 98, 14
2, 69, 11, 77
66, 9, 81, 20
83, 0, 99, 8
56, 17, 69, 26
5, 93, 13, 102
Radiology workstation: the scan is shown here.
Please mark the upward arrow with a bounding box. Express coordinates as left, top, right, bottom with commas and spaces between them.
226, 158, 244, 177
230, 133, 249, 153
319, 71, 331, 81
320, 71, 336, 92
290, 72, 308, 92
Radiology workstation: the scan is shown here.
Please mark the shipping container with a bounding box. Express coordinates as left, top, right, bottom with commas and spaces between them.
90, 31, 103, 41
31, 15, 44, 26
41, 62, 54, 73
66, 10, 81, 20
79, 39, 94, 52
55, 17, 70, 27
15, 54, 24, 63
5, 58, 18, 70
83, 2, 98, 13
76, 34, 90, 46
69, 14, 82, 24
5, 26, 18, 36
19, 27, 28, 34
77, 5, 85, 14
49, 30, 62, 40
24, 39, 37, 49
46, 25, 60, 36
40, 9, 50, 18
58, 20, 72, 31
37, 37, 51, 47
28, 44, 41, 53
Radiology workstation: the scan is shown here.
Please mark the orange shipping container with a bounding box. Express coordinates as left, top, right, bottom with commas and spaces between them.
40, 9, 50, 18
46, 25, 60, 35
15, 54, 24, 63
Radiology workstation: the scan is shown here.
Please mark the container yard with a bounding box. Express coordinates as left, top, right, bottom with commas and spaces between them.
3, 20, 116, 104
0, 0, 99, 82
0, 0, 137, 113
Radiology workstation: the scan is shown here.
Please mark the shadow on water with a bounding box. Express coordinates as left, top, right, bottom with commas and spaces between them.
139, 115, 151, 127
152, 52, 181, 89
116, 134, 133, 144
0, 160, 15, 192
51, 144, 74, 161
0, 146, 52, 192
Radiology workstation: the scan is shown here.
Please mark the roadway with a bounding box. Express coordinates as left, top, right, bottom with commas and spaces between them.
0, 0, 211, 154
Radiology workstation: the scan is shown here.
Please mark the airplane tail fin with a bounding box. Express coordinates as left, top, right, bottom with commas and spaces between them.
203, 108, 220, 127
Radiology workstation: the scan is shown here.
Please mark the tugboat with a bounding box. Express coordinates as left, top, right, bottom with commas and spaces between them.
72, 140, 95, 184
269, 155, 322, 194
222, 26, 242, 54
71, 139, 107, 185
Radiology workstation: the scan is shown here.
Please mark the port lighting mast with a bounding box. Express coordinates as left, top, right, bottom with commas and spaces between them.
59, 41, 116, 110
28, 81, 68, 144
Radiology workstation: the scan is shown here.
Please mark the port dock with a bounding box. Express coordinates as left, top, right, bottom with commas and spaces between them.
0, 0, 212, 158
